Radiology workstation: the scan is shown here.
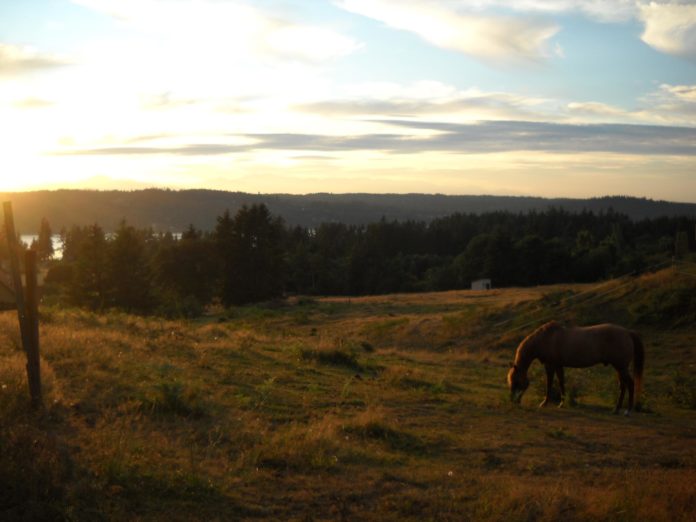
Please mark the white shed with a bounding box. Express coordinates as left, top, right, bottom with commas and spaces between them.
471, 278, 492, 291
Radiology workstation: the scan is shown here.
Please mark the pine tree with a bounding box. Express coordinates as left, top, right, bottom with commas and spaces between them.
215, 205, 285, 306
69, 224, 109, 309
107, 221, 154, 313
36, 217, 54, 261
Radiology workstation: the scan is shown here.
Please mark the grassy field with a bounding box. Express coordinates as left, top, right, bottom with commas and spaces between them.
1, 268, 695, 521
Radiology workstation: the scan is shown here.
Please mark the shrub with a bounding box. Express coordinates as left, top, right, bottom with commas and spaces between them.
144, 381, 208, 418
300, 347, 360, 369
296, 340, 362, 370
668, 371, 696, 409
155, 294, 204, 319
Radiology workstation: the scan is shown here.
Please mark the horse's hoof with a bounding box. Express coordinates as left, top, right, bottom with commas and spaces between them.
539, 400, 548, 408
557, 401, 564, 409
624, 409, 631, 417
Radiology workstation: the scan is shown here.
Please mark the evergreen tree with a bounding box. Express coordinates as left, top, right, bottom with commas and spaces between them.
69, 224, 109, 310
215, 205, 285, 306
153, 224, 218, 309
36, 217, 54, 261
107, 221, 154, 313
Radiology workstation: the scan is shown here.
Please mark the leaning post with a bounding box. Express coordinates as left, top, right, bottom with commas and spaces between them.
24, 249, 43, 408
3, 201, 42, 408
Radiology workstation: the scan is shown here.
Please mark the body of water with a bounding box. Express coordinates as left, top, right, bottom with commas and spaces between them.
20, 235, 64, 259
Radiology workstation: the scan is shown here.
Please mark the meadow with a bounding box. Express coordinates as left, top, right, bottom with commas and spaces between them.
1, 267, 695, 521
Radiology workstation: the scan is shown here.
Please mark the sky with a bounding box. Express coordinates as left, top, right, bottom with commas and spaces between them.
1, 0, 695, 201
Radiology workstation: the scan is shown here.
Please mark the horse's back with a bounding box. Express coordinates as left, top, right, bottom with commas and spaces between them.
559, 323, 634, 368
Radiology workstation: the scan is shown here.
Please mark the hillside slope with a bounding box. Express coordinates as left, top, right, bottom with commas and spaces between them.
1, 268, 695, 520
3, 189, 696, 232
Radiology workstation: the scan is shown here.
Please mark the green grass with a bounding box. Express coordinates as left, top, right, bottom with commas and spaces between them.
1, 268, 696, 520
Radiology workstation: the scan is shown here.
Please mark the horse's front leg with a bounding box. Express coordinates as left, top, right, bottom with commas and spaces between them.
540, 364, 554, 408
556, 367, 566, 407
614, 369, 626, 414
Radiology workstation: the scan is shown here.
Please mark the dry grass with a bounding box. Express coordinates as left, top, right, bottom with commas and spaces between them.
1, 271, 695, 520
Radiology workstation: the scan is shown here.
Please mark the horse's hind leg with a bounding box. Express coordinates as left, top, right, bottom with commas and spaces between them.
556, 367, 565, 407
614, 370, 626, 414
619, 367, 635, 415
540, 364, 555, 408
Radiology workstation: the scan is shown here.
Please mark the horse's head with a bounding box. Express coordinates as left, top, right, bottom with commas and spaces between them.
507, 364, 529, 403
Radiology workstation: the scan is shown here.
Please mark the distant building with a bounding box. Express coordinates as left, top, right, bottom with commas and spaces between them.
471, 278, 492, 291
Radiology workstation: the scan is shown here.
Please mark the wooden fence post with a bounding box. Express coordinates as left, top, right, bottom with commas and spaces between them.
25, 249, 42, 409
3, 201, 42, 409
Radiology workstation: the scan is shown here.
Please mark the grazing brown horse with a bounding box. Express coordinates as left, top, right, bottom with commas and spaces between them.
507, 321, 644, 415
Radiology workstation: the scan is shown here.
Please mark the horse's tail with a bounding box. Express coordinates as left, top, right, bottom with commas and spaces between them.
630, 331, 645, 411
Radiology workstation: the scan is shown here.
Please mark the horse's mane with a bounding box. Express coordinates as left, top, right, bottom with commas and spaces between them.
517, 320, 563, 355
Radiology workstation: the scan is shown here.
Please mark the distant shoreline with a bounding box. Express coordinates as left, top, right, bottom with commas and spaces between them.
5, 189, 696, 234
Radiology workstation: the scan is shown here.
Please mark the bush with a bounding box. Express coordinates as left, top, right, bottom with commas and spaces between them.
155, 294, 205, 319
144, 381, 208, 418
298, 346, 361, 370
668, 371, 696, 409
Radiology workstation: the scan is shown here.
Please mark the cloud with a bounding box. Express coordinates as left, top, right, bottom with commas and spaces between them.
639, 1, 696, 59
263, 25, 362, 63
12, 97, 55, 109
374, 119, 696, 155
659, 84, 696, 102
337, 1, 696, 60
73, 0, 361, 64
636, 83, 696, 124
563, 83, 696, 126
296, 83, 551, 120
58, 120, 696, 157
140, 92, 199, 110
296, 79, 696, 127
56, 144, 242, 156
0, 43, 70, 76
335, 0, 559, 64
567, 101, 627, 118
455, 1, 637, 23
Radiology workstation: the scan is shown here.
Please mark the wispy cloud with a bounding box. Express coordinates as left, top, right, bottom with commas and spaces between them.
296, 79, 696, 127
335, 0, 559, 64
639, 1, 696, 60
73, 0, 361, 64
0, 43, 71, 77
57, 120, 696, 157
451, 1, 637, 23
659, 84, 696, 102
637, 83, 696, 123
139, 92, 199, 111
11, 97, 55, 109
336, 1, 696, 61
296, 83, 550, 120
567, 101, 626, 118
373, 119, 696, 155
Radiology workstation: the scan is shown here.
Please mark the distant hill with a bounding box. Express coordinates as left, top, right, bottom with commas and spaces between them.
2, 189, 696, 233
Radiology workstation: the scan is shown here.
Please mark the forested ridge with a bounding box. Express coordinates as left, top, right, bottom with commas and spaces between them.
3, 189, 696, 232
20, 203, 694, 316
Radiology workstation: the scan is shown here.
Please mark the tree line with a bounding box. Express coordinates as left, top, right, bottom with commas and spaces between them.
12, 204, 693, 316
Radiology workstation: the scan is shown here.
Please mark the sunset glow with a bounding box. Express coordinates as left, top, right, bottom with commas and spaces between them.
1, 0, 695, 200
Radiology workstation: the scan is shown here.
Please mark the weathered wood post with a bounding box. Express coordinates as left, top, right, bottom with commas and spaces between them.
24, 249, 42, 408
2, 201, 42, 409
